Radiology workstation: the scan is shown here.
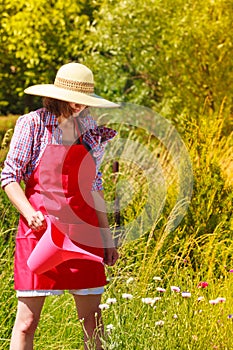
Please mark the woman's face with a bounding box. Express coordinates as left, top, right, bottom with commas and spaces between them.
69, 103, 87, 115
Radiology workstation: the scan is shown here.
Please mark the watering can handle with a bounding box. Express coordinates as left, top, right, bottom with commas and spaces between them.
24, 215, 52, 237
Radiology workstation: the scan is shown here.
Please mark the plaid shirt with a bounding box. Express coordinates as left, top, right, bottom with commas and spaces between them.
1, 108, 116, 191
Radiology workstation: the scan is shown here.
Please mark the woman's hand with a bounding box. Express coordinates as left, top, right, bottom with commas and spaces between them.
104, 247, 119, 266
100, 229, 119, 266
27, 210, 46, 231
91, 190, 119, 267
4, 182, 46, 231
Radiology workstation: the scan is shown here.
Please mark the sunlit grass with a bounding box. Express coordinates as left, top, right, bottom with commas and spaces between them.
0, 108, 232, 349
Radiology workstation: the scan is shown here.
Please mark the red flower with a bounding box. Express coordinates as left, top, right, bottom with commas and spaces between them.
198, 281, 208, 288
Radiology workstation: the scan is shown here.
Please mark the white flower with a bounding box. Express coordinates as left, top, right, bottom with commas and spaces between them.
126, 277, 134, 284
197, 296, 205, 302
171, 286, 180, 293
173, 314, 178, 319
155, 320, 165, 326
141, 297, 156, 305
182, 292, 191, 298
209, 297, 226, 305
156, 287, 166, 293
216, 297, 226, 303
99, 303, 110, 310
209, 299, 219, 305
153, 276, 162, 281
106, 298, 117, 305
106, 324, 115, 332
154, 297, 162, 301
122, 293, 133, 300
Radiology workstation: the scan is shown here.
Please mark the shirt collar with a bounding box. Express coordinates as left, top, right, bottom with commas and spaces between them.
38, 108, 58, 126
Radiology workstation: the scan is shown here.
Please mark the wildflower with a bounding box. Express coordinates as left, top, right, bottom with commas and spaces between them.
153, 276, 162, 281
229, 269, 233, 273
198, 281, 208, 288
197, 296, 205, 302
156, 287, 166, 293
216, 297, 226, 303
182, 292, 191, 298
227, 314, 233, 319
155, 320, 164, 326
99, 303, 110, 310
106, 298, 117, 305
171, 286, 180, 293
106, 324, 115, 332
154, 297, 162, 301
126, 277, 134, 284
141, 297, 156, 305
122, 293, 133, 300
173, 314, 178, 319
209, 299, 219, 305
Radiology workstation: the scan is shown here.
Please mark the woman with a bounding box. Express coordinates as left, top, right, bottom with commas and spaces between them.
1, 62, 119, 350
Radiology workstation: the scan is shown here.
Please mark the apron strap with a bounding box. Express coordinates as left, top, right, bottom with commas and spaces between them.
74, 118, 94, 158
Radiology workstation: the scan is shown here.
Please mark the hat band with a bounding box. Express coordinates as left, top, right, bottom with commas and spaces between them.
54, 77, 94, 94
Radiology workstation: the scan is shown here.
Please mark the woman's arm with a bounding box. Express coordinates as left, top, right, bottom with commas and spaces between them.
92, 190, 119, 266
4, 182, 45, 230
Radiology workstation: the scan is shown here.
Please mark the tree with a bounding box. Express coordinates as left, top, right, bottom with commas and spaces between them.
0, 0, 97, 114
84, 0, 233, 117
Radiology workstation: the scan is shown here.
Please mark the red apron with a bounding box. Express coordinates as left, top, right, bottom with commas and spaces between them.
14, 124, 106, 290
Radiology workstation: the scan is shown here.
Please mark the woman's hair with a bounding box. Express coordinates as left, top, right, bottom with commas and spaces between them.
43, 97, 74, 118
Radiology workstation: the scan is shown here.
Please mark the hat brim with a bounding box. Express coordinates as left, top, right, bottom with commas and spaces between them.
24, 84, 120, 108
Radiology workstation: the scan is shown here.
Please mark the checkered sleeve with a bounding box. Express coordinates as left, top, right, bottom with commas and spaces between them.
1, 115, 34, 188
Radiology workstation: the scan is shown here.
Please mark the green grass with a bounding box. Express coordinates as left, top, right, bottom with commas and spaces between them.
0, 109, 232, 349
0, 115, 18, 132
1, 247, 232, 350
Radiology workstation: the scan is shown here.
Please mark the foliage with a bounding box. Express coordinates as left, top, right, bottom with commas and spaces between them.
0, 0, 97, 114
0, 0, 233, 119
1, 106, 232, 348
0, 0, 233, 348
84, 0, 233, 117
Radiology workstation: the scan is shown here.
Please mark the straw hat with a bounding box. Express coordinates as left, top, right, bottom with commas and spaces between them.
24, 62, 119, 108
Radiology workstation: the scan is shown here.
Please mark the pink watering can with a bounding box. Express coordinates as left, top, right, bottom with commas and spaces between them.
26, 216, 103, 275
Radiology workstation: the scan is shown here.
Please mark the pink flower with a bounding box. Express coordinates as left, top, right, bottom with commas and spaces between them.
156, 287, 166, 293
171, 286, 180, 293
198, 281, 208, 288
229, 269, 233, 273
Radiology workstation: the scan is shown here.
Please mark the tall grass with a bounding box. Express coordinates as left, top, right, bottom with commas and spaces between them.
0, 108, 232, 349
